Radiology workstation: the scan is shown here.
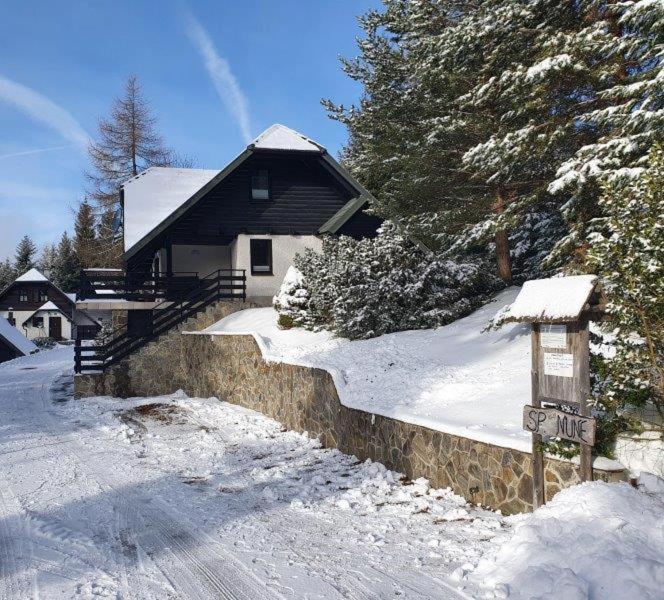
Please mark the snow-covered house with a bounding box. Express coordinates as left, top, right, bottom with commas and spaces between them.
75, 124, 381, 372
123, 124, 380, 300
0, 315, 37, 363
0, 268, 98, 341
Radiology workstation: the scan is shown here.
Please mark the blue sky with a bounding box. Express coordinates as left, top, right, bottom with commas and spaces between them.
0, 0, 378, 262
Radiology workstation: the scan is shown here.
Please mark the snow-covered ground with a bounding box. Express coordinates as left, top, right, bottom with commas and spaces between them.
0, 348, 662, 598
0, 347, 501, 598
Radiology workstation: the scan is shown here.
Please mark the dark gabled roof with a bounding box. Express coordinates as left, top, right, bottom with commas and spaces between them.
123, 125, 377, 260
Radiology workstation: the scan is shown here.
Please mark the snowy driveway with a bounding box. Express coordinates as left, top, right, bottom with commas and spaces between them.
0, 348, 502, 599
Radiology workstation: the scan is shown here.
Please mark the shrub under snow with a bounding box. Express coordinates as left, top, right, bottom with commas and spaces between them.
274, 224, 501, 340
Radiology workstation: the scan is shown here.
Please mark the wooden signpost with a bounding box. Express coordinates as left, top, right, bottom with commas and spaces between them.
503, 275, 602, 508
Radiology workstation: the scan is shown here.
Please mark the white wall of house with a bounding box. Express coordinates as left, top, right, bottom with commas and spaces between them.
231, 234, 322, 301
171, 244, 232, 276
9, 309, 72, 341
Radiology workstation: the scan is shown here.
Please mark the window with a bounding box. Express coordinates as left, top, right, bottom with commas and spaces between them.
39, 289, 48, 302
19, 290, 28, 302
251, 169, 269, 200
250, 239, 272, 275
33, 316, 44, 328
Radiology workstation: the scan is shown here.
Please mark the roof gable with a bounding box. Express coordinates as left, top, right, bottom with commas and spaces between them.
15, 268, 48, 282
250, 124, 323, 152
122, 124, 376, 260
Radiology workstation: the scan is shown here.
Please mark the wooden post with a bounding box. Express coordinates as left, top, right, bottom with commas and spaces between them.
575, 318, 593, 482
531, 323, 545, 508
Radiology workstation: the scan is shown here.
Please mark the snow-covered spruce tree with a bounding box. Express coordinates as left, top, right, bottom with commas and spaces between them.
586, 144, 663, 438
14, 235, 37, 275
52, 232, 81, 293
279, 224, 501, 340
272, 266, 316, 330
0, 258, 15, 291
38, 243, 59, 280
546, 0, 664, 268
327, 0, 662, 281
74, 201, 98, 269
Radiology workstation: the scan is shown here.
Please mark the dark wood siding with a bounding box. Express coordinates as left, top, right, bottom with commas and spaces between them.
0, 282, 74, 315
126, 152, 382, 271
171, 154, 354, 238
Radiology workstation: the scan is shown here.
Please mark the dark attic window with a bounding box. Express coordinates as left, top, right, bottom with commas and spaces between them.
251, 169, 269, 200
250, 239, 272, 275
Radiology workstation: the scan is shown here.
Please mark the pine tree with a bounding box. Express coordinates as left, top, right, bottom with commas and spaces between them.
52, 232, 81, 293
14, 235, 37, 275
97, 208, 123, 268
0, 258, 15, 291
326, 0, 663, 281
74, 201, 98, 268
586, 144, 664, 427
38, 243, 59, 279
86, 75, 175, 211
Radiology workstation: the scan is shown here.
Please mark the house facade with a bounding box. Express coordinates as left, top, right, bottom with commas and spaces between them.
0, 268, 98, 341
120, 124, 381, 303
75, 124, 381, 373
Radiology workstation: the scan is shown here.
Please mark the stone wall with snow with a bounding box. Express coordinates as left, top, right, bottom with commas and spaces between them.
74, 301, 626, 514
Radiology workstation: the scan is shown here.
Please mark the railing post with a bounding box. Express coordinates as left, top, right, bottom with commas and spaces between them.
74, 337, 81, 374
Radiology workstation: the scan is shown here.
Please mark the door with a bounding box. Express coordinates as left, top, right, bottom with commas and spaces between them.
49, 317, 62, 340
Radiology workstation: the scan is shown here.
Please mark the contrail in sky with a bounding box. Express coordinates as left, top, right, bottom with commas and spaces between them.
186, 15, 253, 143
0, 144, 73, 160
0, 75, 90, 152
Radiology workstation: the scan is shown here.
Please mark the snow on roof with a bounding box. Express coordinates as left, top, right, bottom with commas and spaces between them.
250, 124, 323, 152
502, 275, 598, 323
123, 167, 220, 253
34, 301, 61, 312
0, 316, 37, 356
15, 268, 48, 283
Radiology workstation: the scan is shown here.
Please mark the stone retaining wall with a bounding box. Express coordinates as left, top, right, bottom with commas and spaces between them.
75, 306, 626, 514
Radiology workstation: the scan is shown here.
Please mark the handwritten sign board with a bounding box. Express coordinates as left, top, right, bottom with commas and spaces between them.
540, 324, 567, 349
543, 352, 574, 378
523, 405, 596, 445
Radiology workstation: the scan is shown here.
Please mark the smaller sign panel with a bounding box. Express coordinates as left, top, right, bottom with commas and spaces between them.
540, 324, 567, 349
523, 405, 596, 445
543, 352, 574, 377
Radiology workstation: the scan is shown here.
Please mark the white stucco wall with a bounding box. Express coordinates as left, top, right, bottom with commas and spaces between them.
231, 234, 322, 300
171, 244, 231, 277
0, 309, 72, 340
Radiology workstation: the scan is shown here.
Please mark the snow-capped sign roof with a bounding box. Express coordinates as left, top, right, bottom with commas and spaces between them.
250, 124, 323, 152
502, 275, 598, 323
0, 316, 37, 356
123, 167, 220, 253
15, 268, 48, 283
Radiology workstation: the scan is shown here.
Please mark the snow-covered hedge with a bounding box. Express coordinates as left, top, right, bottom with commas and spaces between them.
274, 224, 501, 340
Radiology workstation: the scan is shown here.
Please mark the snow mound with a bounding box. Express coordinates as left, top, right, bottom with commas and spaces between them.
471, 481, 664, 600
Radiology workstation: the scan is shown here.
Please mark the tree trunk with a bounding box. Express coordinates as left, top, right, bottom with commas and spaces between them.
493, 189, 513, 285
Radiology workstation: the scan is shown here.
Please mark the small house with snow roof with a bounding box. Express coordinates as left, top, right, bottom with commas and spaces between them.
0, 268, 98, 342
